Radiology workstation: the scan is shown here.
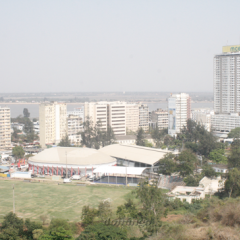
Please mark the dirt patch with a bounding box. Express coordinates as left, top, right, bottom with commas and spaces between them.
162, 214, 183, 222
75, 222, 84, 235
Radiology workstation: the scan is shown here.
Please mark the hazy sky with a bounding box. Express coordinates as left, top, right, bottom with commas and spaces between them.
0, 0, 240, 93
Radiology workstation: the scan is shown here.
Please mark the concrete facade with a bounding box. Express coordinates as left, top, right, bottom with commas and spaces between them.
0, 107, 11, 150
168, 93, 191, 136
84, 102, 126, 135
151, 109, 168, 129
39, 102, 67, 147
192, 109, 214, 132
139, 104, 149, 131
126, 103, 139, 133
212, 47, 240, 133
67, 115, 83, 135
67, 107, 84, 121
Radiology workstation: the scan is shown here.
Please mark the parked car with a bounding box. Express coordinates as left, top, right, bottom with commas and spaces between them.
63, 178, 72, 183
71, 175, 81, 180
89, 175, 96, 181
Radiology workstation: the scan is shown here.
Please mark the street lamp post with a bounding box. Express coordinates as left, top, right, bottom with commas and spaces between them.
65, 151, 68, 178
13, 184, 15, 213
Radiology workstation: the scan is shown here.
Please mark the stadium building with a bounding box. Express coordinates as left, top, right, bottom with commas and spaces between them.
28, 147, 116, 176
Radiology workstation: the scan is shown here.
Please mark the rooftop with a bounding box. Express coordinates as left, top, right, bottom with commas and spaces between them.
29, 147, 116, 166
99, 144, 175, 166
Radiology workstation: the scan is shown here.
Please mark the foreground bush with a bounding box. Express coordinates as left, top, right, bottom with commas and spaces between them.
76, 223, 127, 240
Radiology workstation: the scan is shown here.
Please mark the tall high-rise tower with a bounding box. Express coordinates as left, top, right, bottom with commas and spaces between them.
214, 46, 240, 114
212, 45, 240, 133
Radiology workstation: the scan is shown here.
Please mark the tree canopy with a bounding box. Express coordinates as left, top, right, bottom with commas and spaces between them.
80, 117, 115, 149
228, 127, 240, 139
136, 128, 146, 146
12, 146, 25, 159
158, 153, 177, 175
58, 135, 72, 147
209, 149, 227, 164
180, 119, 218, 157
23, 108, 30, 118
225, 168, 240, 198
178, 149, 198, 177
77, 223, 127, 240
228, 140, 240, 169
134, 180, 166, 234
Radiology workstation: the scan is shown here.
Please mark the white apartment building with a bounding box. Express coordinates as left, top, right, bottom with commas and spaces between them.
84, 102, 108, 131
0, 107, 11, 149
192, 109, 214, 132
126, 103, 139, 133
151, 109, 168, 129
68, 134, 82, 146
212, 45, 240, 133
67, 107, 84, 121
39, 102, 67, 147
108, 102, 126, 135
168, 93, 191, 136
84, 102, 126, 135
139, 104, 149, 131
211, 113, 240, 133
67, 115, 83, 135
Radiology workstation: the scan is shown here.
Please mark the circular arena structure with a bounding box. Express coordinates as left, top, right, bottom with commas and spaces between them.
28, 147, 116, 177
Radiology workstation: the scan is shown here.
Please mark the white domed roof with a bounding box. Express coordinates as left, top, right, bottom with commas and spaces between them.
29, 147, 116, 166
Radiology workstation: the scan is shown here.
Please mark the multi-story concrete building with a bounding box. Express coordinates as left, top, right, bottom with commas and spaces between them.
84, 102, 108, 131
0, 107, 11, 149
139, 104, 149, 131
168, 93, 191, 136
67, 115, 83, 135
67, 107, 84, 121
192, 109, 214, 132
126, 103, 139, 133
39, 102, 67, 147
151, 109, 168, 129
211, 113, 240, 134
108, 102, 126, 135
212, 45, 240, 133
84, 102, 126, 135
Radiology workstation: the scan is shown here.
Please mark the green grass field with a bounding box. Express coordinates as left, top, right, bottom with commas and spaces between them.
0, 180, 133, 222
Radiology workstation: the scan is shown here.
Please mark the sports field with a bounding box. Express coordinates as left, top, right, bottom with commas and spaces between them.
0, 180, 133, 222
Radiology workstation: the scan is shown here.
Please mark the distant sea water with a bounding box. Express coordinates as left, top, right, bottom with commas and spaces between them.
4, 102, 213, 118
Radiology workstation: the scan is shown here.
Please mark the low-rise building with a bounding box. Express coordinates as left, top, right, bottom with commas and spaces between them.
199, 176, 225, 194
167, 186, 205, 203
212, 164, 228, 174
68, 134, 82, 146
115, 134, 154, 146
11, 122, 25, 131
